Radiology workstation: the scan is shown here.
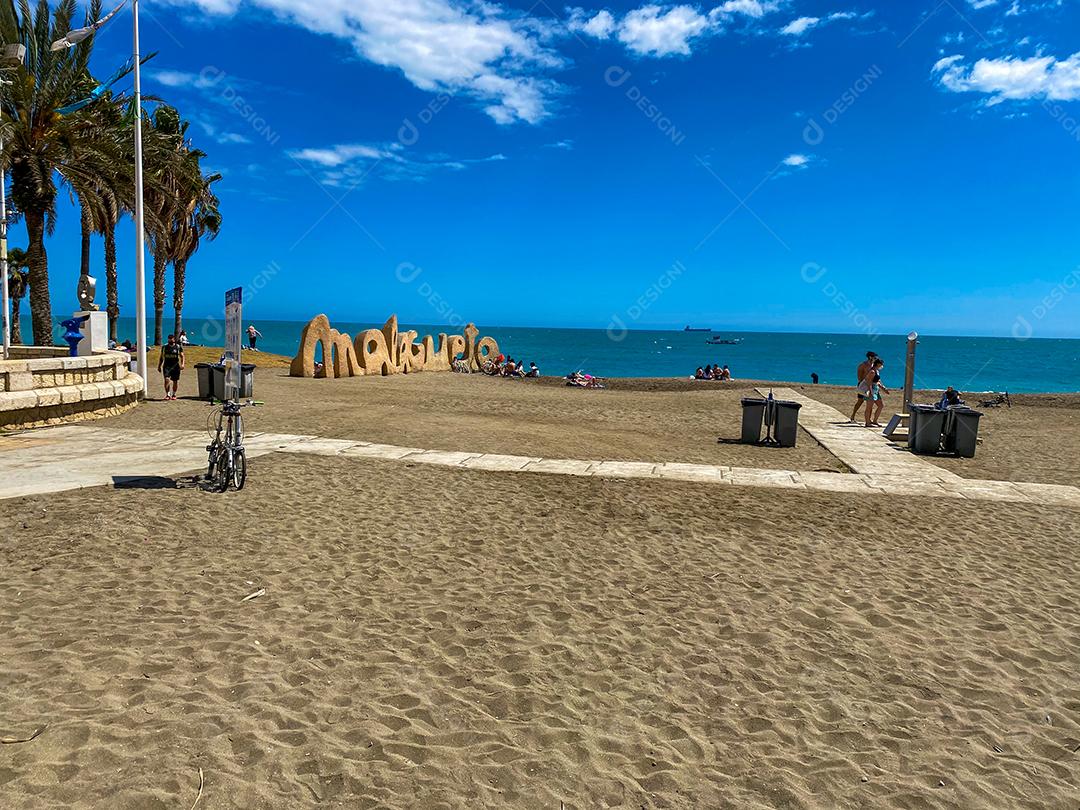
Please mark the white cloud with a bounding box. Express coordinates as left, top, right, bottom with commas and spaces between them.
289, 144, 396, 168
782, 153, 810, 166
164, 0, 563, 125
934, 51, 1080, 103
569, 9, 616, 38
616, 5, 713, 57
567, 1, 788, 56
288, 142, 506, 186
150, 69, 222, 90
216, 132, 253, 145
781, 15, 819, 35
966, 0, 998, 8
780, 10, 866, 37
713, 0, 780, 19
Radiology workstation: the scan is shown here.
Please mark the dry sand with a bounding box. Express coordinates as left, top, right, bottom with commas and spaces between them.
2, 453, 1079, 809
98, 368, 847, 472
103, 359, 1080, 485
5, 366, 1080, 808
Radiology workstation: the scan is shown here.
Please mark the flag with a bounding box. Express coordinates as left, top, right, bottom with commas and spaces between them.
50, 1, 127, 51
55, 53, 155, 116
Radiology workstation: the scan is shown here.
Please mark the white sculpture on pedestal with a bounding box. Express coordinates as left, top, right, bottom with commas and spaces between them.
74, 274, 108, 356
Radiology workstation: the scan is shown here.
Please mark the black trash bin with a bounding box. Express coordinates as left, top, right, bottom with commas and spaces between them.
773, 400, 802, 447
909, 404, 946, 454
195, 363, 213, 400
740, 398, 767, 444
943, 407, 983, 458
209, 364, 226, 402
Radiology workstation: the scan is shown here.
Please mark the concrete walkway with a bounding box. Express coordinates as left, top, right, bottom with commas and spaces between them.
758, 387, 964, 482
2, 425, 1079, 508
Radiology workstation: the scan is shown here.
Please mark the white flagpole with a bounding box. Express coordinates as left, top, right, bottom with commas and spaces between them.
132, 0, 147, 392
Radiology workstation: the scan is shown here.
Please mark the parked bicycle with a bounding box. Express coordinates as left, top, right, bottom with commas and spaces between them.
205, 399, 258, 492
977, 392, 1011, 409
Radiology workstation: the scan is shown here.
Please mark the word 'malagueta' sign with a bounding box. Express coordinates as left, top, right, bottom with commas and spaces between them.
289, 314, 500, 378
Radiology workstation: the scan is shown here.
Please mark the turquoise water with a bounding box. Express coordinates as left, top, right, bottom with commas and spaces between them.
30, 316, 1080, 393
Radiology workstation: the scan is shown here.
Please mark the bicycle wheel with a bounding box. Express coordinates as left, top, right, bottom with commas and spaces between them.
206, 440, 222, 481
232, 448, 247, 491
216, 448, 232, 492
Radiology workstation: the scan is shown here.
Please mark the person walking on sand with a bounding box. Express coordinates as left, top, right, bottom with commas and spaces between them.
849, 351, 878, 422
247, 324, 262, 351
158, 333, 185, 401
863, 359, 889, 428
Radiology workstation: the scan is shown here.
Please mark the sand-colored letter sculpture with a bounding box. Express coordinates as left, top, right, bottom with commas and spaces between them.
289, 314, 500, 378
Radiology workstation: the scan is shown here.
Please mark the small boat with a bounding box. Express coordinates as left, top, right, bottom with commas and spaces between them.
684, 325, 712, 332
706, 336, 742, 345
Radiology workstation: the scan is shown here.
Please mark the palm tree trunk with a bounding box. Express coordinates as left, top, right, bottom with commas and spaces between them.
25, 209, 53, 346
10, 290, 21, 343
105, 224, 119, 341
153, 244, 167, 345
79, 202, 91, 280
172, 258, 186, 337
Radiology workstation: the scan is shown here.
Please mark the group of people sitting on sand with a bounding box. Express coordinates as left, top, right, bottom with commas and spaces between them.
482, 354, 539, 378
694, 364, 731, 381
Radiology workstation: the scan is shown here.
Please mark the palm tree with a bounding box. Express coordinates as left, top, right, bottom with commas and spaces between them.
170, 165, 221, 337
0, 0, 125, 345
94, 98, 148, 343
101, 204, 119, 340
6, 245, 28, 342
143, 104, 197, 345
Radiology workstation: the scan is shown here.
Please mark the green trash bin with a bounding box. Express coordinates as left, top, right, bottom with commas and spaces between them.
944, 407, 983, 458
909, 404, 946, 454
740, 398, 766, 444
773, 400, 802, 447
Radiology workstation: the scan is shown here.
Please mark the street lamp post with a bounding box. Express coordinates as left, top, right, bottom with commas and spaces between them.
0, 43, 25, 360
132, 0, 147, 392
1, 94, 9, 359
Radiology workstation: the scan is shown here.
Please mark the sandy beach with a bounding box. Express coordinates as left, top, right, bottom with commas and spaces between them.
104, 356, 1080, 487
3, 364, 1079, 808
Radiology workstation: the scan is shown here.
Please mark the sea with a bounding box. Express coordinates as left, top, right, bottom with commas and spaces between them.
32, 317, 1080, 394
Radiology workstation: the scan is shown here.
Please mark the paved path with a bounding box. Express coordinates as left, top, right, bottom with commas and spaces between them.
757, 387, 962, 482
2, 425, 1079, 508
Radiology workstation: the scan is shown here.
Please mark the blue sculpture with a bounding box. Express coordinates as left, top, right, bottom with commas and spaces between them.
60, 315, 90, 357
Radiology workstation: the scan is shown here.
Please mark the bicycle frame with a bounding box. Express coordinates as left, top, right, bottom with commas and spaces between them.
206, 400, 249, 491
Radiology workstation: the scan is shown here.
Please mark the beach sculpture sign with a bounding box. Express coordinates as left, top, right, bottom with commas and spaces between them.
289, 314, 500, 378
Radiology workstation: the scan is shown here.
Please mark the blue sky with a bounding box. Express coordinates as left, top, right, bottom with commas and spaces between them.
33, 0, 1080, 338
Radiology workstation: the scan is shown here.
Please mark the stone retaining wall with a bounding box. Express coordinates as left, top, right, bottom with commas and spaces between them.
0, 348, 143, 430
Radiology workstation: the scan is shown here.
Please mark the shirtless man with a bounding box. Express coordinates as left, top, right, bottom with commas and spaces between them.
849, 351, 877, 422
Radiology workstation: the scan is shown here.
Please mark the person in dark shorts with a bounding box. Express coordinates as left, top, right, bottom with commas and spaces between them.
247, 324, 262, 351
158, 334, 185, 400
